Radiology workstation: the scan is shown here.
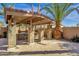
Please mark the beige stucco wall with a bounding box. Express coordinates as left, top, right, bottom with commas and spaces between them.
63, 27, 79, 40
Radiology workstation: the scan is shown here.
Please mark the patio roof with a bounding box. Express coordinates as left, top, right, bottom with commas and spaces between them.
5, 8, 54, 25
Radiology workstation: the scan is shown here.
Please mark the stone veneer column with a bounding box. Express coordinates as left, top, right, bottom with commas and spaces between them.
28, 29, 35, 43
8, 26, 16, 48
47, 29, 52, 40
39, 30, 45, 41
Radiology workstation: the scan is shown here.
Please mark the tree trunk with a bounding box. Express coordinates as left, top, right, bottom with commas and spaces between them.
53, 21, 62, 40
32, 4, 34, 14
38, 3, 40, 15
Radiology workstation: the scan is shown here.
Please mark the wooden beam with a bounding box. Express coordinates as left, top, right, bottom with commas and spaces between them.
16, 16, 44, 24
33, 21, 51, 25
6, 10, 54, 25
33, 18, 44, 23
17, 16, 33, 24
33, 19, 52, 25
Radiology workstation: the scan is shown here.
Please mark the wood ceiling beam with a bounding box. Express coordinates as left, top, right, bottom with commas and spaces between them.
16, 16, 45, 24
33, 19, 52, 25
16, 17, 32, 24
6, 11, 54, 25
33, 21, 52, 25
32, 17, 44, 23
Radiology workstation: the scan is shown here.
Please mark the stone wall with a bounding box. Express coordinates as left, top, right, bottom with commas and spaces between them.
63, 27, 79, 40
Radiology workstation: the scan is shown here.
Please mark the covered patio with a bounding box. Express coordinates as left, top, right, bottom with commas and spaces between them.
5, 8, 55, 49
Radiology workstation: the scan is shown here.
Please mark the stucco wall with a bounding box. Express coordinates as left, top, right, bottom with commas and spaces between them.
63, 27, 79, 40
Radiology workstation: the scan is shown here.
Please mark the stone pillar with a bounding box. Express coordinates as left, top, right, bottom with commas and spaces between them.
28, 19, 35, 43
8, 26, 16, 48
28, 30, 35, 43
46, 24, 52, 40
39, 30, 44, 41
47, 29, 52, 40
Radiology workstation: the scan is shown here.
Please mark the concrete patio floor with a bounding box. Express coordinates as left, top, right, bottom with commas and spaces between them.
7, 40, 67, 52
0, 38, 79, 55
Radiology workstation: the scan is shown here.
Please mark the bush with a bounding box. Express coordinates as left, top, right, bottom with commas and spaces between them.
71, 35, 79, 42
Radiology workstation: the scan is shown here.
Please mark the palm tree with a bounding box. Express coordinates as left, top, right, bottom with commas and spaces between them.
0, 3, 15, 32
42, 3, 79, 39
0, 3, 15, 19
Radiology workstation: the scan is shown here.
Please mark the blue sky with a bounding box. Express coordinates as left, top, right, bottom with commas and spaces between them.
0, 3, 79, 27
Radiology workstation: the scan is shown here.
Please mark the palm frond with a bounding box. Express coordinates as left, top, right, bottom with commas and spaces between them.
41, 3, 79, 22
76, 8, 79, 14
40, 4, 52, 11
8, 3, 15, 7
0, 9, 4, 15
62, 3, 73, 12
0, 12, 4, 15
1, 3, 15, 7
1, 3, 6, 7
43, 6, 55, 19
64, 6, 79, 18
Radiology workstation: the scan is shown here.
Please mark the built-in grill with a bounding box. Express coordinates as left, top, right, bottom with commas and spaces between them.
16, 31, 28, 45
